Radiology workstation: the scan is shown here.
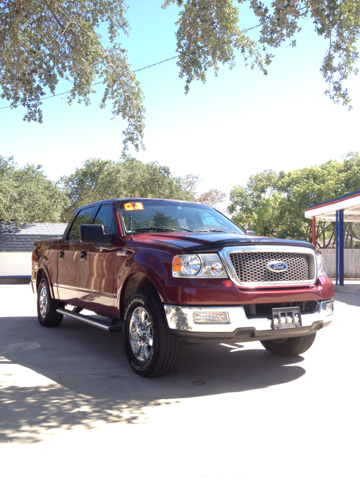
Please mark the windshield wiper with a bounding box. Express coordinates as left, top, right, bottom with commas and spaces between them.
133, 226, 191, 232
195, 229, 243, 234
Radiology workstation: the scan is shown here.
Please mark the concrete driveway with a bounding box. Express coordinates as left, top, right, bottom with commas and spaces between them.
0, 284, 359, 480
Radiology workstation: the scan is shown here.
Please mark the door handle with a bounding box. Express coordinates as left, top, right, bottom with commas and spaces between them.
59, 250, 64, 260
80, 250, 87, 261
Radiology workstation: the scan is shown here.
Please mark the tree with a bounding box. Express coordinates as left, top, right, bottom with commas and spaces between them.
227, 169, 278, 230
180, 173, 201, 196
166, 0, 360, 108
1, 0, 145, 152
60, 159, 227, 219
0, 155, 67, 224
1, 2, 359, 151
179, 173, 227, 208
59, 157, 196, 220
196, 188, 226, 209
228, 152, 360, 246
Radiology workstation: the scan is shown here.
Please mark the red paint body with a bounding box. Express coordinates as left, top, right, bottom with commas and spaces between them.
31, 199, 334, 319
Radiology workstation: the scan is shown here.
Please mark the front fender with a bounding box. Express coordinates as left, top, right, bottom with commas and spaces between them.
120, 263, 170, 305
119, 246, 174, 303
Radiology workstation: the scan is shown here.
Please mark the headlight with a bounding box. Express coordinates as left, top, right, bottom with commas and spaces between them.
183, 255, 201, 275
316, 251, 327, 276
172, 254, 228, 278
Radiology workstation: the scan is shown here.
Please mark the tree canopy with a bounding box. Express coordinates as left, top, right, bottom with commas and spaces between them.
0, 154, 226, 224
227, 152, 360, 247
0, 155, 67, 224
60, 159, 227, 220
59, 157, 196, 220
1, 1, 359, 149
165, 0, 360, 108
1, 0, 145, 151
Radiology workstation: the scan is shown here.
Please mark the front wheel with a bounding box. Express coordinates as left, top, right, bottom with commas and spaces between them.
123, 291, 180, 377
261, 333, 316, 357
37, 278, 64, 327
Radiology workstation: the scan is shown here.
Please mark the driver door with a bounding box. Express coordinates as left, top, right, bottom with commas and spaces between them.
78, 203, 119, 316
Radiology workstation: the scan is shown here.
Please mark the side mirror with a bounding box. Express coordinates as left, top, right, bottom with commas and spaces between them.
246, 230, 256, 236
80, 224, 115, 244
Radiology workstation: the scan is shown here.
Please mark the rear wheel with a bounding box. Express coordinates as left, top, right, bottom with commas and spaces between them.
37, 278, 63, 327
123, 291, 180, 377
261, 334, 316, 357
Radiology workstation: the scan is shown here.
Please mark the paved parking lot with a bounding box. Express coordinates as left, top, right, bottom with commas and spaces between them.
0, 284, 359, 479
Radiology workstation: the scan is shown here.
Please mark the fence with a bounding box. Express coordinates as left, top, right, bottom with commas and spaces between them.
320, 249, 360, 278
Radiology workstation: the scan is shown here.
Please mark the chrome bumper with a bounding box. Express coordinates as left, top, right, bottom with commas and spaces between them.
164, 300, 334, 343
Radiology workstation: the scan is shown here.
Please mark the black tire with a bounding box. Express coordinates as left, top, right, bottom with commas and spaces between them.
261, 333, 316, 357
123, 291, 180, 377
37, 277, 64, 327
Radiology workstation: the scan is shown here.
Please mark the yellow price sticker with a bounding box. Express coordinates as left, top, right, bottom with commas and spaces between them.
124, 202, 145, 211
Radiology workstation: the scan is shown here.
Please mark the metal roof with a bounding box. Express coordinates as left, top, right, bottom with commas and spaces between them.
305, 190, 360, 221
0, 223, 67, 252
0, 222, 67, 235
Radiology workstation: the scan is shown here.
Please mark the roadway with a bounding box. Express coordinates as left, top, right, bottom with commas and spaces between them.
0, 283, 359, 480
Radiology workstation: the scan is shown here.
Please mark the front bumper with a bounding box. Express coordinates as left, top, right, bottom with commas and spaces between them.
164, 299, 334, 343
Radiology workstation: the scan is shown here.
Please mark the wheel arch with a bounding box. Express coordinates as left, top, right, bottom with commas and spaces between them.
119, 272, 162, 321
36, 264, 55, 299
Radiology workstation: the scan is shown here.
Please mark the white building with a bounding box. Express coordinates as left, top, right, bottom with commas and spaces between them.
0, 222, 67, 281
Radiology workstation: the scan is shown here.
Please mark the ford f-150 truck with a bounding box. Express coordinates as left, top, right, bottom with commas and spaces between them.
31, 198, 334, 377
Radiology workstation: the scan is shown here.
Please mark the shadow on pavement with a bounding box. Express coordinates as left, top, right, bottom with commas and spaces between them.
0, 315, 306, 444
334, 287, 360, 308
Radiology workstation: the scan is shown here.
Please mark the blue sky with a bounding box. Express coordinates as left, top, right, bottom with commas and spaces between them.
1, 1, 360, 203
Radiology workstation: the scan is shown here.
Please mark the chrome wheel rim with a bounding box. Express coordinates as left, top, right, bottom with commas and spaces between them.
39, 285, 48, 319
129, 306, 154, 363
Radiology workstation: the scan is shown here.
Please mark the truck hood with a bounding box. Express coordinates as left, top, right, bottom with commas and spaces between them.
132, 232, 315, 253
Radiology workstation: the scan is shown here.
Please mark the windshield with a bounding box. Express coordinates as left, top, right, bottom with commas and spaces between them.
118, 200, 245, 235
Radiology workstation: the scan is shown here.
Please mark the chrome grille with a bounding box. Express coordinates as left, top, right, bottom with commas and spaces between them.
229, 252, 309, 284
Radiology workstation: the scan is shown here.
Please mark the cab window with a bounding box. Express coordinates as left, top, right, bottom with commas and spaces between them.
67, 206, 97, 241
93, 204, 116, 235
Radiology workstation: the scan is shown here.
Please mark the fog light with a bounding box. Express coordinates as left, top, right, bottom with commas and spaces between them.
193, 311, 229, 324
324, 301, 334, 314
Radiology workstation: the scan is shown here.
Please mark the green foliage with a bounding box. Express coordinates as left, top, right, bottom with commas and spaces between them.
0, 0, 145, 152
1, 1, 359, 153
228, 169, 278, 229
0, 155, 67, 224
163, 0, 271, 93
228, 152, 360, 244
59, 157, 195, 220
163, 0, 360, 108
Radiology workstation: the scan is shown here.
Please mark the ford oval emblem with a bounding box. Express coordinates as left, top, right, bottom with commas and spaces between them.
267, 261, 288, 273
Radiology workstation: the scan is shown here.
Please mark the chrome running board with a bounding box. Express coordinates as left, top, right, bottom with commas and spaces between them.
56, 308, 121, 332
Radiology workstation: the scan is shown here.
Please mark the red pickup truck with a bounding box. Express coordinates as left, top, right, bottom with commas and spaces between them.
31, 198, 334, 377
